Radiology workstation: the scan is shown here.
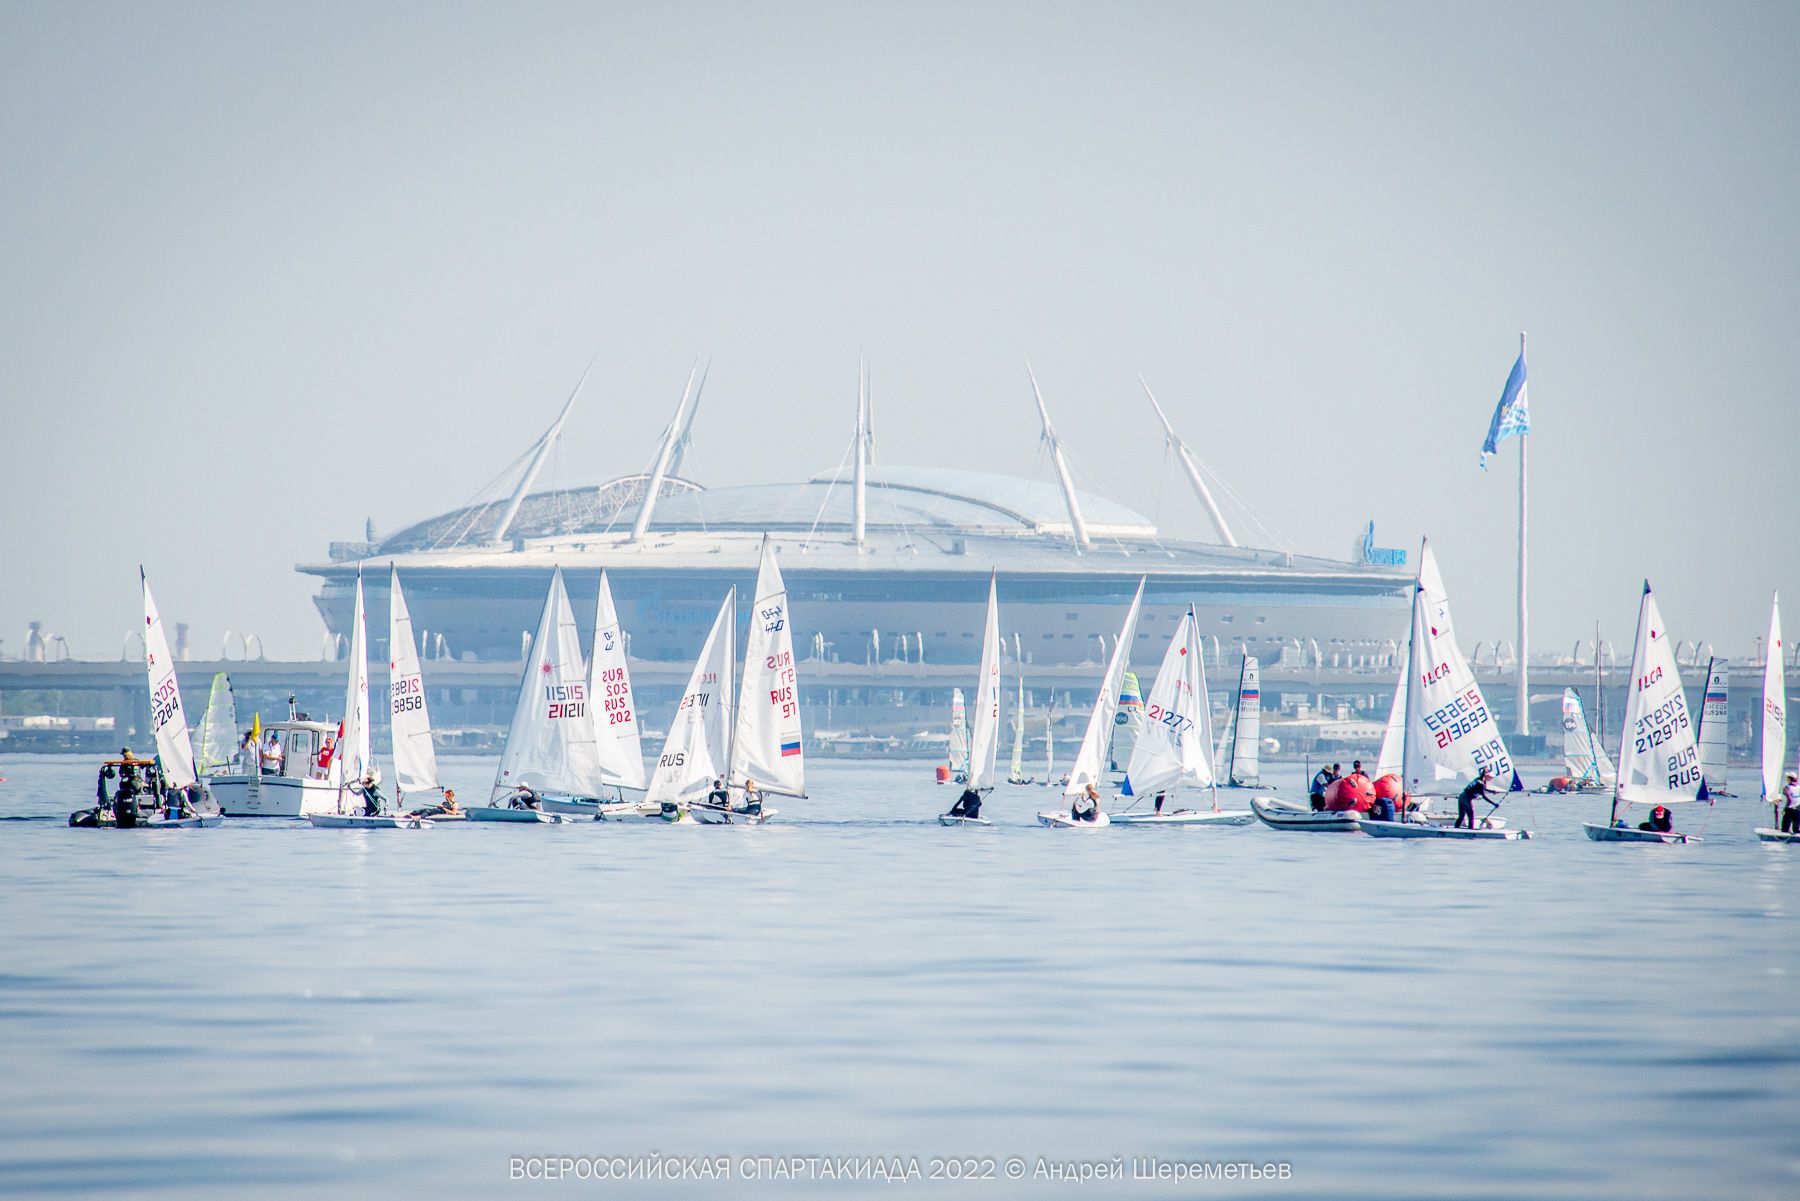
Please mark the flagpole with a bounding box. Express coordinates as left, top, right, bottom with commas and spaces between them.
1515, 331, 1529, 738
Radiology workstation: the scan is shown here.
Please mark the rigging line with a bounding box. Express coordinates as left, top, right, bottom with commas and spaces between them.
804, 437, 857, 551
429, 444, 537, 551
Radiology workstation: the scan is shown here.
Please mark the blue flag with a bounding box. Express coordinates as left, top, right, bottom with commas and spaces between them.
1479, 348, 1530, 469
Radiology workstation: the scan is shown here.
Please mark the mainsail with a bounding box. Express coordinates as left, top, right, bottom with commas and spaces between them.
336, 572, 372, 796
729, 539, 805, 797
1561, 688, 1615, 787
948, 689, 969, 775
646, 590, 736, 807
1125, 605, 1214, 797
194, 672, 238, 776
965, 574, 1002, 791
1697, 658, 1730, 794
1043, 708, 1054, 780
1227, 656, 1262, 785
1761, 594, 1787, 803
1614, 581, 1706, 810
590, 570, 646, 791
491, 568, 607, 802
1064, 579, 1145, 798
387, 566, 440, 795
1375, 652, 1405, 779
140, 570, 198, 790
1402, 540, 1518, 796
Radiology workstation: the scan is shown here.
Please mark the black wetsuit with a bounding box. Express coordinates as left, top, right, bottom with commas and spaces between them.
949, 789, 982, 818
1457, 777, 1490, 829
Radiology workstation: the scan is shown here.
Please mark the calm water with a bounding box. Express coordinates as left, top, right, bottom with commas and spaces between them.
0, 752, 1795, 1199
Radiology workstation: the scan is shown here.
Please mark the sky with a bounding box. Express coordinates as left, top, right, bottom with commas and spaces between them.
2, 1, 1796, 662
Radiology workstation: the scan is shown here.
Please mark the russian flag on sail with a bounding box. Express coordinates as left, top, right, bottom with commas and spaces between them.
1479, 346, 1530, 469
780, 739, 802, 757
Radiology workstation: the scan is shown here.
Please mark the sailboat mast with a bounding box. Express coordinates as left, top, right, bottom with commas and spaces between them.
1594, 618, 1604, 748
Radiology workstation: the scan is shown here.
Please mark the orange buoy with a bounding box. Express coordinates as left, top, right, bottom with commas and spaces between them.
1324, 775, 1375, 812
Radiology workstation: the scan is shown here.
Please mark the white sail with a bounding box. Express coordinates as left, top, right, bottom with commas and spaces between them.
1761, 593, 1786, 801
1615, 581, 1706, 807
1560, 688, 1615, 787
948, 689, 969, 774
140, 570, 198, 790
589, 570, 646, 791
1402, 540, 1517, 796
387, 567, 439, 796
1009, 673, 1026, 781
1044, 708, 1054, 779
966, 574, 1002, 791
1227, 656, 1262, 785
646, 590, 736, 807
1126, 605, 1214, 796
337, 572, 372, 796
1697, 658, 1729, 793
1375, 653, 1406, 779
729, 539, 805, 796
1065, 579, 1145, 798
1212, 696, 1235, 781
194, 672, 238, 776
491, 568, 607, 802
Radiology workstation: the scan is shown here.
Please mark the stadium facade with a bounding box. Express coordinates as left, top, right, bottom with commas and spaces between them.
299, 372, 1412, 669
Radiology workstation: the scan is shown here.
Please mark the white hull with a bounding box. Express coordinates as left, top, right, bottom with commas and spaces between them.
308, 813, 430, 829
1418, 810, 1509, 830
1754, 827, 1800, 843
208, 773, 340, 818
1037, 810, 1111, 828
1250, 796, 1360, 832
1360, 820, 1528, 840
78, 814, 221, 829
467, 807, 571, 824
1582, 822, 1693, 844
938, 814, 993, 826
1110, 809, 1255, 826
689, 803, 778, 826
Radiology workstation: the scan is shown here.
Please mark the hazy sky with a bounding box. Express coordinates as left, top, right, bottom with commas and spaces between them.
3, 1, 1795, 661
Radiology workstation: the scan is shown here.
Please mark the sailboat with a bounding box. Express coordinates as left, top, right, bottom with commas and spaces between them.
1583, 582, 1706, 843
311, 571, 429, 828
472, 568, 602, 824
1752, 594, 1795, 843
1223, 656, 1262, 787
1557, 688, 1616, 791
71, 570, 220, 828
194, 672, 239, 777
1357, 539, 1528, 840
569, 571, 653, 819
1042, 707, 1056, 786
641, 590, 735, 824
692, 537, 804, 824
1697, 658, 1732, 796
1037, 579, 1144, 828
941, 574, 1001, 826
1112, 605, 1254, 826
947, 688, 970, 782
387, 566, 453, 818
1006, 672, 1033, 785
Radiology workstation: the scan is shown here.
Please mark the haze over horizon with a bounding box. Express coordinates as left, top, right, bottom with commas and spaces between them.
3, 2, 1795, 663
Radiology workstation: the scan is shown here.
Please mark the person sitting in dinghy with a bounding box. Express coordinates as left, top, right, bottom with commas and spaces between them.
947, 787, 983, 819
1070, 783, 1102, 823
507, 785, 543, 811
1639, 804, 1674, 834
409, 787, 459, 819
734, 778, 764, 817
1780, 774, 1799, 834
707, 778, 729, 808
355, 770, 384, 816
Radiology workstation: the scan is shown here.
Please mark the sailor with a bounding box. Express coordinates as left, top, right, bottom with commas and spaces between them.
1309, 764, 1338, 812
1349, 760, 1369, 784
509, 784, 542, 811
1781, 774, 1800, 835
358, 769, 384, 816
706, 778, 729, 808
947, 787, 983, 819
736, 777, 764, 816
409, 787, 459, 819
1152, 791, 1166, 815
1640, 804, 1674, 834
1456, 768, 1493, 829
1070, 782, 1101, 822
